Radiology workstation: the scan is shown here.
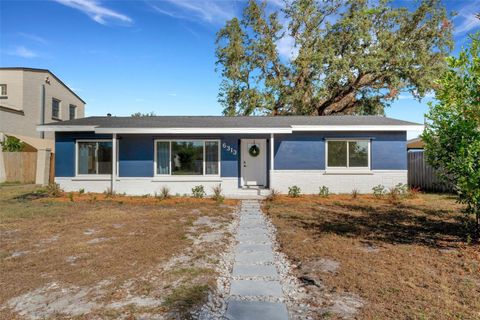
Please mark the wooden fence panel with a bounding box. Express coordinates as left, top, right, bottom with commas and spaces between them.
2, 152, 37, 183
408, 151, 452, 192
49, 153, 55, 184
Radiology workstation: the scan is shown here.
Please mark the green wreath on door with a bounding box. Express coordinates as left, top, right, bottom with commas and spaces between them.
248, 144, 260, 157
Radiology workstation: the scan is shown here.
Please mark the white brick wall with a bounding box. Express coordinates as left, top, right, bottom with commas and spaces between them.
55, 177, 239, 196
270, 170, 407, 194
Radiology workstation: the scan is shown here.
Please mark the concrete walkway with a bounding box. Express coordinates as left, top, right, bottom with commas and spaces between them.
225, 200, 289, 320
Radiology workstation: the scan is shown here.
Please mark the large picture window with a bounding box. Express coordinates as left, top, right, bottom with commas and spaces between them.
326, 140, 370, 169
77, 140, 112, 175
155, 140, 220, 176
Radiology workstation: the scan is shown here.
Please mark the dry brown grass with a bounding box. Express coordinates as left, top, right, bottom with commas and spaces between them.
0, 184, 237, 319
264, 194, 480, 320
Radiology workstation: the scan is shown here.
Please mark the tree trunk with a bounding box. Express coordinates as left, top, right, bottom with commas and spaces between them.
476, 210, 480, 242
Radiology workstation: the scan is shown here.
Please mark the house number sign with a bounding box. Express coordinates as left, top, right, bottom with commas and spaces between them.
222, 142, 237, 155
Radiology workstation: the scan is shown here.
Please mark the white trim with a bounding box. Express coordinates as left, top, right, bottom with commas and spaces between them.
95, 127, 292, 134
241, 139, 267, 187
75, 139, 113, 177
325, 139, 371, 172
291, 125, 424, 131
112, 133, 117, 192
270, 133, 274, 170
37, 125, 97, 132
153, 139, 221, 177
37, 124, 422, 133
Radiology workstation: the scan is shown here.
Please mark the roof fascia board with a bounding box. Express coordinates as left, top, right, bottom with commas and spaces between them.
291, 125, 424, 131
37, 125, 97, 132
93, 127, 293, 134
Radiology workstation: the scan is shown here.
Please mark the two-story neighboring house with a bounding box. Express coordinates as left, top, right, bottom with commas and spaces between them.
0, 67, 86, 184
0, 67, 86, 141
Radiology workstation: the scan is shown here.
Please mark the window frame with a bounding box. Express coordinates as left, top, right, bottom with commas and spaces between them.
0, 84, 7, 97
69, 104, 76, 120
325, 139, 371, 171
153, 139, 221, 177
52, 98, 61, 120
75, 139, 113, 177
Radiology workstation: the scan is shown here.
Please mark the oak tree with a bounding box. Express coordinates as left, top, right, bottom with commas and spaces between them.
216, 0, 453, 116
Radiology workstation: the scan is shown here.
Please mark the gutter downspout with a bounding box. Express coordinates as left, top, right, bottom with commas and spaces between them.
40, 84, 45, 139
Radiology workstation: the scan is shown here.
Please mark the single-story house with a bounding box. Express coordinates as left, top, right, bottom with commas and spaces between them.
37, 116, 423, 196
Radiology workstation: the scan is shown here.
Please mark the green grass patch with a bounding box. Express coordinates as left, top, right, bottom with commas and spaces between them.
163, 284, 210, 316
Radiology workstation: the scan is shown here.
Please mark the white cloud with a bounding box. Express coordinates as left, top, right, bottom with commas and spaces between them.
54, 0, 132, 25
8, 46, 38, 58
276, 34, 298, 60
168, 93, 177, 97
18, 33, 48, 45
454, 1, 480, 34
148, 0, 237, 25
398, 91, 435, 100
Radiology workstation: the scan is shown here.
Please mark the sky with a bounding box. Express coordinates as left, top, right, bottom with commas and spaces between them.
1, 0, 479, 138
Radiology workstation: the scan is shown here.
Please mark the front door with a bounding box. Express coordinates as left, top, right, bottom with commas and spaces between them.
241, 139, 267, 187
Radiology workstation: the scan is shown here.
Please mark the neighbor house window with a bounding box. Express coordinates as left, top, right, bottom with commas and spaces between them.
155, 140, 220, 176
77, 140, 112, 175
69, 105, 76, 120
52, 98, 61, 119
0, 84, 7, 96
326, 140, 370, 169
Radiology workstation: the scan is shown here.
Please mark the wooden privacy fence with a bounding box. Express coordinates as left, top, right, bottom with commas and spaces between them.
2, 152, 37, 183
408, 151, 453, 192
49, 153, 55, 184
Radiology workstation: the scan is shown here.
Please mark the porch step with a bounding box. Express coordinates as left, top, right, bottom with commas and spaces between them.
225, 187, 271, 199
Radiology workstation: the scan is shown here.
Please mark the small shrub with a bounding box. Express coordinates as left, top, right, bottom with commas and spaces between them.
395, 183, 409, 196
408, 186, 422, 198
288, 185, 301, 198
46, 183, 62, 197
387, 186, 401, 203
68, 192, 74, 202
211, 184, 224, 203
192, 185, 206, 198
78, 188, 85, 194
0, 136, 25, 152
266, 188, 280, 202
372, 184, 386, 198
319, 186, 329, 197
351, 188, 360, 199
156, 186, 170, 200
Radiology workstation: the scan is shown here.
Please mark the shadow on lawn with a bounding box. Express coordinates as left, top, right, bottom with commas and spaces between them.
295, 203, 468, 248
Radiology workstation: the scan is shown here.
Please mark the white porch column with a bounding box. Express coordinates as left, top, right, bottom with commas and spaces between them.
35, 148, 51, 186
270, 133, 274, 188
0, 133, 6, 183
111, 133, 117, 192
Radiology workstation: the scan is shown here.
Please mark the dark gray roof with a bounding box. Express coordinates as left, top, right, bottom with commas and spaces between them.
43, 115, 419, 128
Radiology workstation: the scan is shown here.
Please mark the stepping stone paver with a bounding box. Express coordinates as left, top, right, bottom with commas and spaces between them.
234, 243, 272, 254
236, 233, 270, 243
225, 200, 289, 319
233, 264, 279, 278
230, 279, 284, 297
226, 300, 289, 320
235, 251, 275, 264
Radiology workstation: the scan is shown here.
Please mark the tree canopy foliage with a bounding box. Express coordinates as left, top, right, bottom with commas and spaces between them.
131, 112, 157, 117
422, 33, 480, 240
216, 0, 453, 116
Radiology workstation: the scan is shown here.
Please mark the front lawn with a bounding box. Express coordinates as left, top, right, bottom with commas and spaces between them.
0, 184, 237, 319
264, 194, 480, 319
